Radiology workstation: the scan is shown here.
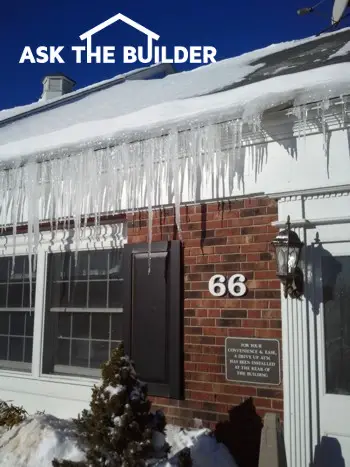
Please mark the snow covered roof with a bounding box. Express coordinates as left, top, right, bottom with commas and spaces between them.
1, 28, 350, 165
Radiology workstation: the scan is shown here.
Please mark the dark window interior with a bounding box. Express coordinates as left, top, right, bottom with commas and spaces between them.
0, 256, 36, 369
43, 249, 124, 376
322, 255, 350, 395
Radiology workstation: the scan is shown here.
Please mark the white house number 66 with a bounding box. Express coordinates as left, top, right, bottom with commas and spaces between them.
208, 274, 247, 298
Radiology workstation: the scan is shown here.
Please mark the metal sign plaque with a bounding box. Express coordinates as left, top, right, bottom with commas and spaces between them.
225, 337, 281, 385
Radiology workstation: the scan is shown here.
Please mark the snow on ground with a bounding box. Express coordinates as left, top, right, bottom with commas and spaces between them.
158, 425, 238, 467
0, 29, 349, 162
0, 415, 238, 467
0, 415, 85, 467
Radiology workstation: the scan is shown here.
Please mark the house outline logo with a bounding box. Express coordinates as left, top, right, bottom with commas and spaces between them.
78, 13, 161, 64
79, 13, 160, 43
18, 12, 217, 65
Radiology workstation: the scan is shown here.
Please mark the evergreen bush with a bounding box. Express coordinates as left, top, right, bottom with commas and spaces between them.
53, 342, 167, 467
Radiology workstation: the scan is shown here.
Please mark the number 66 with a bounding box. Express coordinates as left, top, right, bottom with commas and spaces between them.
208, 274, 247, 297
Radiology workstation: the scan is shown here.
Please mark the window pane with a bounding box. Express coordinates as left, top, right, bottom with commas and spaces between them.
72, 313, 90, 339
10, 312, 25, 335
56, 339, 70, 366
70, 282, 87, 307
323, 255, 350, 395
22, 256, 36, 281
25, 313, 34, 337
71, 252, 89, 280
57, 313, 71, 338
9, 337, 23, 362
0, 285, 7, 307
24, 338, 33, 363
0, 258, 9, 282
109, 250, 122, 277
0, 312, 9, 335
89, 251, 108, 279
51, 253, 70, 281
50, 283, 69, 308
8, 284, 23, 307
10, 257, 25, 282
44, 249, 124, 376
71, 340, 89, 367
111, 314, 123, 341
0, 336, 8, 359
89, 282, 107, 308
109, 281, 123, 308
22, 283, 36, 308
90, 341, 109, 369
91, 313, 110, 340
0, 255, 36, 368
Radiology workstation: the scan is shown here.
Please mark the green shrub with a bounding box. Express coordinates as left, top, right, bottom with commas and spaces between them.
0, 400, 28, 429
53, 342, 166, 467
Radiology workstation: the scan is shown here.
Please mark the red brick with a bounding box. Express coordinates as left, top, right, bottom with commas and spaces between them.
126, 196, 281, 427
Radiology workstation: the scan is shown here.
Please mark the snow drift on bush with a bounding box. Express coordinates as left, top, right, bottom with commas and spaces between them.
0, 414, 85, 467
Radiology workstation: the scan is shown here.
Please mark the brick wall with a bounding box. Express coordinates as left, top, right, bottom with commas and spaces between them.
127, 197, 282, 429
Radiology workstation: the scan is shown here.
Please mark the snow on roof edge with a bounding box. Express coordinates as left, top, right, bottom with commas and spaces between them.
0, 62, 171, 123
0, 63, 349, 168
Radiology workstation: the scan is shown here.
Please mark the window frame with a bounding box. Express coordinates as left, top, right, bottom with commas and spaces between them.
43, 247, 125, 378
0, 248, 37, 373
0, 223, 126, 381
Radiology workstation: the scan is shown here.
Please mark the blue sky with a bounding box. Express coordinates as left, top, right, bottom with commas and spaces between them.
0, 0, 342, 110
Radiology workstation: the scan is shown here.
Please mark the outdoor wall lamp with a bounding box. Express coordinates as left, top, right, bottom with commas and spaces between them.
271, 216, 304, 299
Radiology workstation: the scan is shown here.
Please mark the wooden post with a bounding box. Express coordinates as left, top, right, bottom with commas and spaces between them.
259, 413, 288, 467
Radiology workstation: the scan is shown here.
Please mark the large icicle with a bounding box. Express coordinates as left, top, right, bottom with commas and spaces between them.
144, 138, 155, 274
10, 165, 22, 274
291, 104, 308, 155
24, 163, 40, 315
318, 99, 330, 159
169, 130, 182, 239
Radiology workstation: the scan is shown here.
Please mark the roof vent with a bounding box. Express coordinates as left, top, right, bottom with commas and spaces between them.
41, 73, 76, 101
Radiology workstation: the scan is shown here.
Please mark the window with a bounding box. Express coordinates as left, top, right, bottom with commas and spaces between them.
0, 256, 36, 371
322, 255, 350, 395
43, 249, 124, 377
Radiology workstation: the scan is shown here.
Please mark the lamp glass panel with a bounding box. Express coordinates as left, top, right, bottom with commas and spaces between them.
276, 245, 289, 277
288, 248, 298, 274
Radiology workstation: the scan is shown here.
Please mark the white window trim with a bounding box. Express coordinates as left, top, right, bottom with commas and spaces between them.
0, 223, 127, 383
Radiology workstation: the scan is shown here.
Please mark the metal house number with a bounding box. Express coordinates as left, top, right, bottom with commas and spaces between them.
208, 274, 247, 298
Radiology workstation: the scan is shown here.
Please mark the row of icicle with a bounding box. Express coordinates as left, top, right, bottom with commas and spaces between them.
0, 97, 348, 302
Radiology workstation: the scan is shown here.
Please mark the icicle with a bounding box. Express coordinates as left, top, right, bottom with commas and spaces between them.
319, 99, 330, 159
73, 152, 85, 265
302, 105, 308, 146
190, 127, 199, 202
167, 131, 182, 240
340, 95, 347, 124
10, 165, 22, 275
144, 139, 155, 274
292, 104, 308, 152
292, 105, 302, 142
24, 163, 39, 316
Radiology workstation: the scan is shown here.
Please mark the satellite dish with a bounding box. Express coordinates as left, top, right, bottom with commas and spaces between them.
332, 0, 350, 23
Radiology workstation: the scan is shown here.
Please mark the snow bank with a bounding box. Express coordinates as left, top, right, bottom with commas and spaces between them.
155, 425, 238, 467
0, 416, 237, 467
0, 415, 85, 467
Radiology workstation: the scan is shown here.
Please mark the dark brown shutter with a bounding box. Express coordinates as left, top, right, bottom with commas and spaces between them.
122, 240, 182, 399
